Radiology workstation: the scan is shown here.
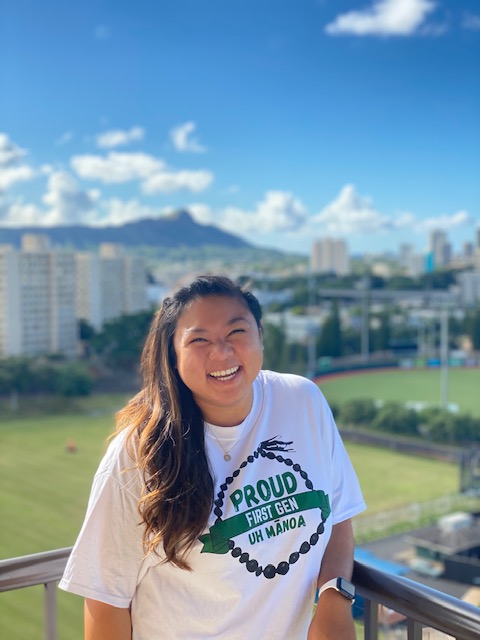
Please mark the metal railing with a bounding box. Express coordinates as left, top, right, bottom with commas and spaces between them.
1, 548, 479, 639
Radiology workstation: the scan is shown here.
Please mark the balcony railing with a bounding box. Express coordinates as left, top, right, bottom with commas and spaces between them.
1, 548, 479, 640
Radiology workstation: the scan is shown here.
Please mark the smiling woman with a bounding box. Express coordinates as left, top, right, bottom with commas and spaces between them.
173, 294, 264, 426
59, 275, 365, 640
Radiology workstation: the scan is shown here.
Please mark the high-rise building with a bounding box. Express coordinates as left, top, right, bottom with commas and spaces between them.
76, 243, 149, 331
0, 236, 149, 357
0, 242, 77, 357
429, 230, 452, 269
399, 244, 426, 276
310, 238, 349, 276
463, 242, 474, 259
458, 271, 480, 305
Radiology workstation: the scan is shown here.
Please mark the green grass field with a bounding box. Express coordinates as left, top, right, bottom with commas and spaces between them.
318, 367, 480, 416
0, 389, 464, 640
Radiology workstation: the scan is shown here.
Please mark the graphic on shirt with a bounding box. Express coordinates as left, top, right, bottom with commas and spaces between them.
199, 437, 331, 579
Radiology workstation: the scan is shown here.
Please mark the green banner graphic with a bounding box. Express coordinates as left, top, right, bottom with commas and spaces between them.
199, 490, 330, 554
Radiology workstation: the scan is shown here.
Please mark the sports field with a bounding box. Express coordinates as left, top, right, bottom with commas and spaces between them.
0, 392, 463, 640
317, 367, 480, 417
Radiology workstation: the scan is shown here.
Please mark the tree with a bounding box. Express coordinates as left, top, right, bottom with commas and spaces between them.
262, 321, 289, 372
317, 300, 342, 358
371, 310, 391, 352
79, 319, 96, 342
466, 307, 480, 350
92, 310, 155, 369
53, 362, 93, 397
372, 402, 419, 436
339, 399, 378, 426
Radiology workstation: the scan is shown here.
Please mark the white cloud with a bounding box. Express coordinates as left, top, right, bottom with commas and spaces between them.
0, 200, 44, 226
325, 0, 437, 36
393, 211, 417, 228
0, 132, 28, 167
415, 210, 472, 232
71, 152, 165, 183
42, 171, 97, 225
390, 209, 473, 234
462, 13, 480, 31
71, 151, 213, 194
188, 203, 216, 225
312, 184, 391, 233
0, 165, 35, 191
142, 170, 214, 194
96, 198, 160, 226
189, 191, 307, 235
0, 133, 36, 191
170, 121, 207, 153
96, 126, 145, 149
253, 191, 307, 232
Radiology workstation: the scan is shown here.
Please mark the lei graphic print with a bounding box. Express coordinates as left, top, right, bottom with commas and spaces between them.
200, 436, 332, 580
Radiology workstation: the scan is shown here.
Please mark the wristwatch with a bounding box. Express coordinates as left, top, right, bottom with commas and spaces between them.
318, 577, 356, 603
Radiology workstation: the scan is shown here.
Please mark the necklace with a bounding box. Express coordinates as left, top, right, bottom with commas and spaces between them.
208, 422, 248, 461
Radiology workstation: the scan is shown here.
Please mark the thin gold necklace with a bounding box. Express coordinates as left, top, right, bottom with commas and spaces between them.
208, 422, 248, 461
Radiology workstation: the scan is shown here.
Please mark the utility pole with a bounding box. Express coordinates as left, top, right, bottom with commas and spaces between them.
361, 276, 370, 363
307, 270, 316, 378
440, 307, 449, 409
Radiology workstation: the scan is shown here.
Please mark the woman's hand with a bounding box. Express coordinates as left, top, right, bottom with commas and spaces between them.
307, 519, 357, 640
307, 590, 356, 640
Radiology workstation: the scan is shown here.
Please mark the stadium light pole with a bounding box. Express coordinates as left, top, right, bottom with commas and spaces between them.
361, 276, 370, 363
307, 269, 316, 378
440, 307, 449, 409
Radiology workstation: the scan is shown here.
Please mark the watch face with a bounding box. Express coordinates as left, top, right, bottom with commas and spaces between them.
338, 577, 356, 600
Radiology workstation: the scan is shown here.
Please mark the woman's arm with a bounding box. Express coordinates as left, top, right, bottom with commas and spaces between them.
84, 599, 132, 640
307, 518, 356, 640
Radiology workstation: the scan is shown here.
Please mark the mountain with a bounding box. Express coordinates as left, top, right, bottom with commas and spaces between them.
0, 210, 251, 250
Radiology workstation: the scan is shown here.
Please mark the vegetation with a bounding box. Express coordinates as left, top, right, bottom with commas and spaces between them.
262, 321, 308, 375
319, 369, 480, 445
90, 310, 154, 369
0, 357, 93, 398
317, 300, 342, 357
466, 306, 480, 350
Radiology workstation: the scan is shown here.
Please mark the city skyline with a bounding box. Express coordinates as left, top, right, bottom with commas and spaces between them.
1, 0, 479, 256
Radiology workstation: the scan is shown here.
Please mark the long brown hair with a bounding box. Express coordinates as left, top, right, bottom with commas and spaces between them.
116, 275, 262, 569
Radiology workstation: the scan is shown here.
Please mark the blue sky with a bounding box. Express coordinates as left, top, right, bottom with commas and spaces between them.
1, 0, 479, 256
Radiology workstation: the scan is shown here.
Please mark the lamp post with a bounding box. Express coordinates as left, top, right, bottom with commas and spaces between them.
440, 307, 449, 410
361, 276, 370, 363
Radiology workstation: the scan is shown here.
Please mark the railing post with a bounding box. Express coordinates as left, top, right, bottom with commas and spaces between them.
363, 598, 378, 640
406, 618, 423, 640
44, 581, 57, 640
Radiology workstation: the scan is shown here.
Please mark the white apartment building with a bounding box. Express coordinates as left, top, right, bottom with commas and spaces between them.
0, 237, 149, 357
310, 238, 349, 276
76, 243, 148, 331
399, 244, 426, 277
429, 230, 452, 269
457, 270, 480, 305
0, 242, 77, 358
124, 255, 150, 313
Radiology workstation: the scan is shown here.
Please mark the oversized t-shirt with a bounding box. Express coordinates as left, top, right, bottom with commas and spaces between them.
59, 370, 366, 639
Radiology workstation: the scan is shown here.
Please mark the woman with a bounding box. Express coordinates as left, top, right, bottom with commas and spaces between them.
60, 275, 365, 639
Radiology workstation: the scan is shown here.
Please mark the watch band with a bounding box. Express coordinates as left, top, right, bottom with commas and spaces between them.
318, 577, 356, 603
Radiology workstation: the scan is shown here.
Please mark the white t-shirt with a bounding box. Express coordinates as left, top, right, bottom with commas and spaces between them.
59, 371, 365, 639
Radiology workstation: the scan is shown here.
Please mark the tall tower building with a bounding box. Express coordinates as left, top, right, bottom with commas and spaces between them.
0, 239, 77, 357
76, 244, 148, 331
310, 238, 349, 276
429, 229, 452, 269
